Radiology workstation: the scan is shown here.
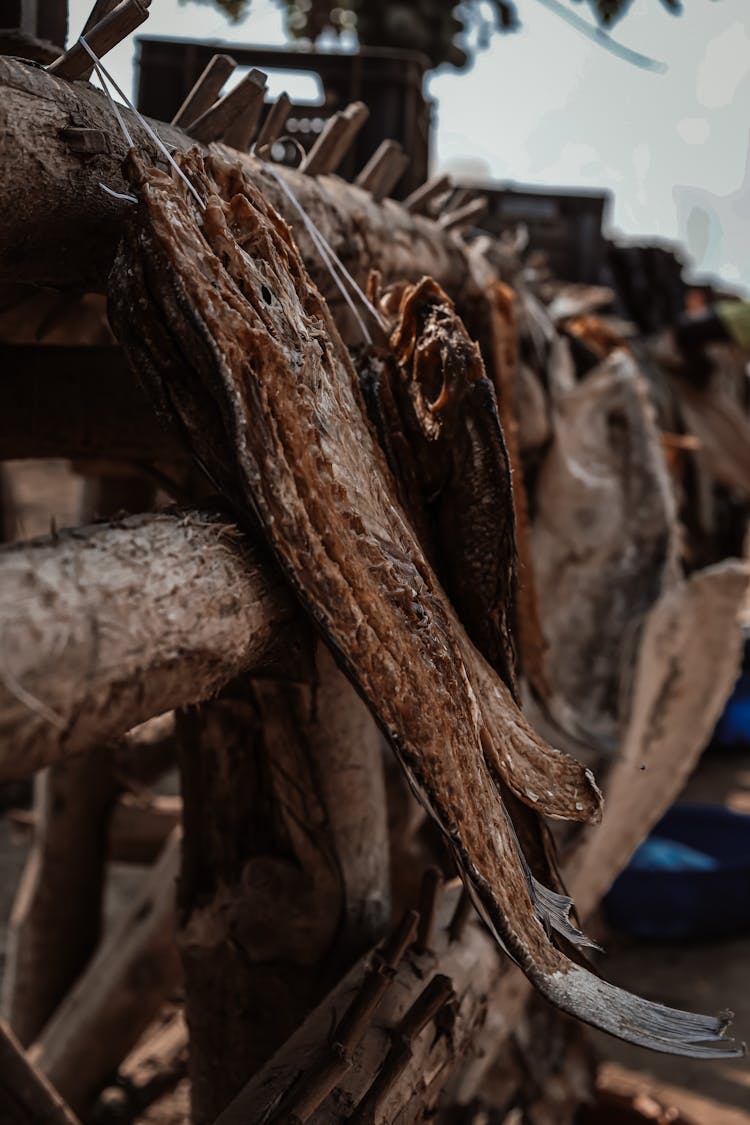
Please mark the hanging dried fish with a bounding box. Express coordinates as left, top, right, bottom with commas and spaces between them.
108, 148, 739, 1057
358, 275, 518, 697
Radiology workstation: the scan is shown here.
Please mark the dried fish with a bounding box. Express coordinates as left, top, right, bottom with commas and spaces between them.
108, 149, 739, 1057
532, 350, 680, 748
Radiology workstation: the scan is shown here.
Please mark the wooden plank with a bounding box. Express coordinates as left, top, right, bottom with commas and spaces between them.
171, 53, 236, 129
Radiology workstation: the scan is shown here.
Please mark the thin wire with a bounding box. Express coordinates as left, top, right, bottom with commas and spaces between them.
99, 183, 137, 203
78, 36, 207, 211
267, 165, 389, 343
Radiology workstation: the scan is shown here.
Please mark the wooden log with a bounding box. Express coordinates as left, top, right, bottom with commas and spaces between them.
29, 832, 182, 1113
176, 644, 391, 1122
355, 139, 410, 202
213, 887, 502, 1125
171, 53, 237, 129
1, 475, 152, 1045
0, 57, 492, 326
0, 1020, 80, 1125
47, 0, 150, 81
300, 101, 369, 176
187, 67, 267, 149
0, 511, 299, 781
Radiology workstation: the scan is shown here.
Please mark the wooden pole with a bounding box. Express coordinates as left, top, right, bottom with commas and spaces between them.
171, 53, 237, 129
47, 0, 150, 80
177, 645, 390, 1123
29, 832, 182, 1113
0, 511, 299, 780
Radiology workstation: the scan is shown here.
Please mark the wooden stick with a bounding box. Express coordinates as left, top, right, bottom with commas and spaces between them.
439, 196, 488, 232
414, 867, 442, 953
187, 67, 267, 150
0, 511, 298, 781
403, 173, 453, 215
29, 832, 182, 1113
355, 139, 409, 202
47, 0, 150, 80
171, 53, 237, 128
215, 889, 496, 1125
0, 1020, 81, 1125
0, 753, 117, 1045
348, 975, 455, 1123
76, 0, 125, 80
0, 57, 496, 328
254, 91, 291, 153
300, 102, 369, 176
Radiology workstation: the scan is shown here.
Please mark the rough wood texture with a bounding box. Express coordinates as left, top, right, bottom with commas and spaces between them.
214, 889, 499, 1125
0, 56, 492, 329
0, 511, 298, 780
177, 647, 390, 1122
171, 53, 236, 129
30, 832, 181, 1113
1, 475, 154, 1043
108, 148, 739, 1056
0, 1020, 80, 1125
47, 0, 150, 80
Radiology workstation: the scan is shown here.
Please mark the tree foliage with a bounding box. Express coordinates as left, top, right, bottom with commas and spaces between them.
194, 0, 685, 69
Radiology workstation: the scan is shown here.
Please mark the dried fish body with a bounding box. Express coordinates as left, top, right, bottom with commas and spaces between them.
108, 149, 739, 1057
532, 350, 680, 748
359, 276, 518, 697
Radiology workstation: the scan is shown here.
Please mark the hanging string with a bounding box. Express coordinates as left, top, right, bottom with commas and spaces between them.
267, 165, 389, 346
78, 36, 206, 212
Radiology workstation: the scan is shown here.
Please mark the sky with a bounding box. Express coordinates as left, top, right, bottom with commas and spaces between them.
68, 0, 750, 291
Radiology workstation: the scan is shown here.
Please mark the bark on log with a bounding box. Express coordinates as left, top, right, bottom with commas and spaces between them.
0, 57, 492, 324
177, 645, 390, 1123
29, 831, 182, 1113
0, 1020, 80, 1125
214, 888, 501, 1125
0, 510, 299, 781
1, 476, 154, 1043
